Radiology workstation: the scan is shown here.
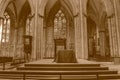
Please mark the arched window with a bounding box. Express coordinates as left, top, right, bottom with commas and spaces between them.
54, 10, 67, 39
0, 19, 3, 43
26, 14, 32, 36
0, 12, 10, 43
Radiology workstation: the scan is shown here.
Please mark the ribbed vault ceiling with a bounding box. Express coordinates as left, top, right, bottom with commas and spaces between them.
45, 0, 73, 19
5, 0, 31, 22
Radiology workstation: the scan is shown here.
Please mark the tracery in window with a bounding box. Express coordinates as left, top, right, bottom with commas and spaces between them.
26, 14, 32, 36
54, 10, 67, 39
0, 12, 10, 43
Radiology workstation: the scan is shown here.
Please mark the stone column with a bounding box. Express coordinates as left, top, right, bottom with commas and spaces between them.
88, 37, 94, 57
107, 16, 118, 57
99, 30, 106, 57
78, 0, 88, 59
45, 26, 54, 58
0, 17, 4, 56
82, 14, 88, 59
66, 22, 70, 49
107, 18, 114, 57
29, 14, 36, 60
32, 0, 38, 60
110, 17, 118, 57
13, 21, 18, 58
74, 0, 82, 59
39, 17, 45, 59
69, 21, 75, 50
74, 15, 81, 58
113, 0, 120, 56
36, 16, 41, 59
81, 0, 89, 59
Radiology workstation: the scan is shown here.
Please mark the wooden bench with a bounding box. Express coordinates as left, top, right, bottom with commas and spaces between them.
0, 70, 119, 80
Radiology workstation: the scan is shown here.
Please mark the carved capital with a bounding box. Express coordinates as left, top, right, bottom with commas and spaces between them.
83, 12, 88, 17
38, 13, 44, 18
73, 12, 79, 17
28, 13, 35, 20
107, 13, 115, 19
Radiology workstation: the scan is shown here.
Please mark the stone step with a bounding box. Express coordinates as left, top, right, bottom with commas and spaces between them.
98, 74, 120, 79
0, 75, 96, 80
17, 66, 109, 71
62, 74, 120, 80
0, 74, 120, 80
25, 63, 100, 67
0, 70, 117, 75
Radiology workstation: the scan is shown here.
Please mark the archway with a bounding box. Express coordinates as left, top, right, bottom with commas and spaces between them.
18, 0, 32, 61
87, 0, 110, 61
87, 17, 97, 59
0, 0, 32, 60
44, 0, 74, 58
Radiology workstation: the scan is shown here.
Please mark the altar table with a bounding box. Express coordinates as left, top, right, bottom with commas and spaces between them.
55, 50, 77, 63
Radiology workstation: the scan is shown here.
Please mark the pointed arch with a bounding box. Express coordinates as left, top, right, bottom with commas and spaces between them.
0, 0, 34, 17
38, 0, 78, 16
19, 1, 31, 22
27, 0, 35, 15
0, 0, 11, 17
86, 0, 114, 18
45, 0, 74, 26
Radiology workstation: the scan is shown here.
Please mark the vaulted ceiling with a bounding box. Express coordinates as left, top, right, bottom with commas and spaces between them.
87, 0, 107, 25
6, 0, 31, 19
45, 0, 73, 20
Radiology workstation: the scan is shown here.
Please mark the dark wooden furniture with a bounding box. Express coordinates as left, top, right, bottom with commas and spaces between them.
54, 39, 66, 58
23, 35, 32, 61
0, 57, 13, 70
55, 50, 77, 63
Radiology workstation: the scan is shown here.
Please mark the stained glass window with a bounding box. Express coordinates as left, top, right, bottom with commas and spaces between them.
54, 10, 67, 39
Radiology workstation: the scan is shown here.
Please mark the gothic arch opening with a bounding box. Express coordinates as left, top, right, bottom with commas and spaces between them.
87, 17, 97, 59
44, 0, 74, 58
0, 0, 32, 60
87, 0, 110, 61
0, 2, 16, 57
18, 0, 32, 60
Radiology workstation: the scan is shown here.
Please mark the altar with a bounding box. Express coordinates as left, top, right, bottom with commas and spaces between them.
55, 50, 77, 63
